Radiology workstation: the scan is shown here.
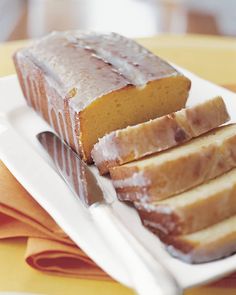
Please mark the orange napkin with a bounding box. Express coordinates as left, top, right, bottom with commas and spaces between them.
223, 84, 236, 93
0, 160, 110, 280
25, 238, 108, 279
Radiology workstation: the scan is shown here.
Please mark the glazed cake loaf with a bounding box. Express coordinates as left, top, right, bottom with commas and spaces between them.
136, 168, 236, 235
110, 124, 236, 203
92, 96, 229, 174
160, 215, 236, 263
14, 31, 191, 163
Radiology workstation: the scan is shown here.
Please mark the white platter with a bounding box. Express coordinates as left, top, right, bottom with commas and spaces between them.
0, 67, 236, 292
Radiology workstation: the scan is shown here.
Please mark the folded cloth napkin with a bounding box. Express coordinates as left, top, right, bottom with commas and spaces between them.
0, 160, 110, 280
222, 84, 236, 93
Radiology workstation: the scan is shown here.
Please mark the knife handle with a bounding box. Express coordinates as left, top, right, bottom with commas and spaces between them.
90, 203, 182, 295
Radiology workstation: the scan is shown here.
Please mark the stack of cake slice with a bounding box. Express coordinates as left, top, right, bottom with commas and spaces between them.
92, 95, 236, 263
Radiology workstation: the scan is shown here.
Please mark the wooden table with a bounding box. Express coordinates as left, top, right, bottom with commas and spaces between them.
0, 34, 236, 295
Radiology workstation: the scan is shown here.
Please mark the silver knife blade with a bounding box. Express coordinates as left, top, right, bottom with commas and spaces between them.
37, 131, 104, 207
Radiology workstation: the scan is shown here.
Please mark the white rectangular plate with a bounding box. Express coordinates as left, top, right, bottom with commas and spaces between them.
0, 67, 236, 291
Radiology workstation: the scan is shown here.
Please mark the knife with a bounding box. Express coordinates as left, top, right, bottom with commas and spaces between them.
37, 131, 181, 295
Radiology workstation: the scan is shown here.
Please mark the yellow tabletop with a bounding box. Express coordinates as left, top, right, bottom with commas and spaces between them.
0, 34, 236, 295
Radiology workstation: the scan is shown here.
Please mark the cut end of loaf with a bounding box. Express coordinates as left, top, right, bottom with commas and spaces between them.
82, 75, 190, 162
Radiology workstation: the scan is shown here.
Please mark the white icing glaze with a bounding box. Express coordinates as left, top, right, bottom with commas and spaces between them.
143, 220, 170, 235
16, 52, 31, 102
167, 237, 236, 263
166, 245, 193, 263
68, 106, 80, 154
112, 171, 151, 188
56, 112, 64, 139
135, 201, 174, 214
67, 31, 179, 85
34, 79, 43, 114
47, 104, 54, 128
21, 31, 179, 113
92, 132, 122, 164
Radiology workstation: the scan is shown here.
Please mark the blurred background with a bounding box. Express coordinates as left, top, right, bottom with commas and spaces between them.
1, 0, 236, 41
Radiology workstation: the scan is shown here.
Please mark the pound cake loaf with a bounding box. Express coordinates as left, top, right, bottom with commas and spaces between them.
14, 31, 191, 163
136, 168, 236, 235
159, 215, 236, 263
92, 96, 229, 174
110, 124, 236, 202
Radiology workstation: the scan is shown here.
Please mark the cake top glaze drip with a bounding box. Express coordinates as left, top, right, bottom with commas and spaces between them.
20, 31, 179, 112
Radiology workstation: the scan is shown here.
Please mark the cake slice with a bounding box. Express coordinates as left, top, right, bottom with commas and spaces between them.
136, 168, 236, 235
110, 124, 236, 203
158, 215, 236, 263
13, 31, 191, 163
92, 96, 229, 174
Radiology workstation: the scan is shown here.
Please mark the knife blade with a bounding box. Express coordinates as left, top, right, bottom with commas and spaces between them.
37, 131, 105, 208
37, 131, 182, 295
